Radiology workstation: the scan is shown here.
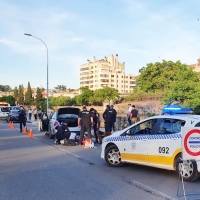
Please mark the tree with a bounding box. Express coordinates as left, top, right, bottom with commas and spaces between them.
137, 60, 199, 92
76, 87, 93, 105
25, 82, 33, 105
35, 87, 43, 106
18, 85, 24, 105
0, 95, 15, 106
49, 96, 73, 106
89, 87, 120, 104
0, 85, 12, 92
54, 85, 67, 91
13, 87, 19, 101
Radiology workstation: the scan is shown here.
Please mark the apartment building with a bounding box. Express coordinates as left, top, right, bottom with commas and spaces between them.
79, 54, 137, 94
188, 58, 200, 72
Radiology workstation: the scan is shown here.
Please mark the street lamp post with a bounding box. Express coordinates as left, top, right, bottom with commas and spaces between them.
24, 33, 49, 115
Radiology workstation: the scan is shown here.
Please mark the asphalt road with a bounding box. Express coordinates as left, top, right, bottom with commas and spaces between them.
0, 119, 200, 200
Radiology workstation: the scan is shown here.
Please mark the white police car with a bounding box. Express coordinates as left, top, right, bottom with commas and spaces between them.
101, 106, 200, 182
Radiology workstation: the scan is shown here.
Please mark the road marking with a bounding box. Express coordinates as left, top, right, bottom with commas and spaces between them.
130, 180, 177, 200
33, 136, 95, 165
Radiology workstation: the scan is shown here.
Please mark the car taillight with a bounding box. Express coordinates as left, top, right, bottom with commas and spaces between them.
54, 122, 59, 127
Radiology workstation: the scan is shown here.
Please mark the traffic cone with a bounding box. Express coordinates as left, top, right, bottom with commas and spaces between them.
8, 121, 11, 127
28, 129, 33, 138
10, 122, 14, 129
23, 127, 28, 134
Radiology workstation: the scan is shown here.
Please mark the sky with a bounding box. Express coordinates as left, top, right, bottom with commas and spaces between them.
1, 0, 200, 90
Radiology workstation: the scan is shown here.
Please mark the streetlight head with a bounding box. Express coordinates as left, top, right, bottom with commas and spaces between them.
24, 33, 32, 36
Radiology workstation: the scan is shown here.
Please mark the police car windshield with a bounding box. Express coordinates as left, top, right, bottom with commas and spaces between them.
58, 114, 78, 119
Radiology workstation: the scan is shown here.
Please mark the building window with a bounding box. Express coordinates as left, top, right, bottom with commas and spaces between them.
80, 67, 89, 71
111, 75, 114, 77
100, 74, 109, 78
101, 79, 109, 83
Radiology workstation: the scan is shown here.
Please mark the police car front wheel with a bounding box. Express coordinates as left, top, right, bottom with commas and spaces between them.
175, 156, 200, 182
105, 145, 123, 167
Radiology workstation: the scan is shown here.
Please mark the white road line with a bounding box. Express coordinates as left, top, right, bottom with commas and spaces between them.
130, 180, 177, 200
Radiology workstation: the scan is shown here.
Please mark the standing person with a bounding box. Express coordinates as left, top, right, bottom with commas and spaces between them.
127, 104, 132, 126
90, 108, 102, 144
28, 108, 32, 121
38, 109, 42, 119
33, 108, 37, 120
130, 105, 139, 124
78, 106, 93, 145
103, 105, 115, 133
18, 106, 27, 132
110, 105, 117, 131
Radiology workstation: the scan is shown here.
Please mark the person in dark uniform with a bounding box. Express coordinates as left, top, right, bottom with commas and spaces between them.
78, 106, 93, 145
110, 105, 117, 131
103, 105, 115, 133
55, 121, 70, 144
18, 106, 27, 132
90, 108, 102, 144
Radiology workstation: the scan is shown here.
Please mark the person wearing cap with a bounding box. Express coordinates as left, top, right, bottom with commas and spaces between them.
18, 106, 27, 132
55, 121, 70, 144
110, 105, 117, 131
103, 105, 115, 133
78, 106, 93, 145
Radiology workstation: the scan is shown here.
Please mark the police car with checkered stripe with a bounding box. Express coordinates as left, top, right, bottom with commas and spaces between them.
101, 105, 200, 182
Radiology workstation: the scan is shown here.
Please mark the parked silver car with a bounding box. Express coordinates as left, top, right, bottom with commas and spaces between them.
48, 107, 81, 139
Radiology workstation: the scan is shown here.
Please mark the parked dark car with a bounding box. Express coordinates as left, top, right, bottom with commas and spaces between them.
6, 110, 20, 122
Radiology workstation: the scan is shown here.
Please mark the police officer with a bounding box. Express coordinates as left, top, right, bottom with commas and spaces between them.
18, 106, 27, 132
103, 105, 115, 133
90, 108, 102, 144
55, 121, 70, 144
78, 106, 93, 145
110, 105, 117, 131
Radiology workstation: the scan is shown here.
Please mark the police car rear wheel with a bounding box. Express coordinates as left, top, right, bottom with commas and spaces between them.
176, 157, 200, 182
49, 125, 55, 139
105, 145, 123, 167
